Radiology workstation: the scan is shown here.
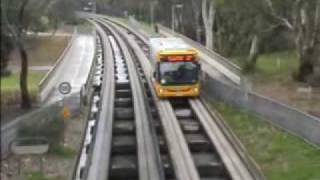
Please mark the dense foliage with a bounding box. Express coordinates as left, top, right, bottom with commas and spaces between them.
1, 0, 79, 108
96, 0, 320, 85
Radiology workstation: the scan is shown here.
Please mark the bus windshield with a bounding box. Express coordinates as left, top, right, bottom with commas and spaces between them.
159, 62, 199, 85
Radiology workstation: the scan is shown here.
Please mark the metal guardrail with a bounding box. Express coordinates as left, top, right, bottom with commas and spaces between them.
157, 24, 241, 77
38, 28, 78, 101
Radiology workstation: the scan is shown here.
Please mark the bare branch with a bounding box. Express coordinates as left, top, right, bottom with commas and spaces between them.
2, 0, 20, 45
263, 0, 295, 30
18, 0, 30, 36
314, 0, 320, 35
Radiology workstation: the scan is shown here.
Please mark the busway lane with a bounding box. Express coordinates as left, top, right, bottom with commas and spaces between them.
85, 19, 116, 180
101, 17, 260, 180
93, 18, 164, 180
102, 18, 239, 180
101, 16, 238, 85
101, 19, 202, 180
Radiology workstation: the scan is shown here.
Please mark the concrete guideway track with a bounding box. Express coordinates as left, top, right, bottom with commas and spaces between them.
83, 19, 164, 180
100, 17, 261, 180
99, 19, 163, 180
189, 99, 254, 180
82, 20, 115, 180
104, 20, 201, 180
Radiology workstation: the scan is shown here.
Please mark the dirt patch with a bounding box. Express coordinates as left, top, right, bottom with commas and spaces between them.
253, 79, 320, 117
1, 113, 87, 180
8, 35, 70, 68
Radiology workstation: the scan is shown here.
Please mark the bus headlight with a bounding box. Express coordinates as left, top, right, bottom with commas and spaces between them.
194, 87, 199, 93
159, 89, 163, 94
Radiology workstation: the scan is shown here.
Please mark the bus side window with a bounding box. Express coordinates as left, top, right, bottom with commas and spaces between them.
154, 62, 160, 81
153, 72, 156, 78
197, 63, 202, 79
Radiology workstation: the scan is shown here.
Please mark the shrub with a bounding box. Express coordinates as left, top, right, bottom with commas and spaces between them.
18, 110, 65, 151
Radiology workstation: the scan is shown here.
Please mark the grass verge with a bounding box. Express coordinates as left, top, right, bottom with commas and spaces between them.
50, 145, 76, 158
27, 171, 58, 180
213, 102, 320, 180
1, 72, 45, 105
234, 51, 299, 82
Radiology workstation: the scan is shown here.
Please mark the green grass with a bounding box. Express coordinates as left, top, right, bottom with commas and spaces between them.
213, 103, 320, 180
1, 72, 44, 92
50, 144, 76, 158
27, 171, 59, 180
1, 72, 45, 105
234, 51, 299, 82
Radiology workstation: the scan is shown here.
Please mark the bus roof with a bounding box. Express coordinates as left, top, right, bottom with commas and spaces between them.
149, 37, 193, 51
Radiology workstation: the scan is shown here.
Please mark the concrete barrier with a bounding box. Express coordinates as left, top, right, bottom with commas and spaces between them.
1, 104, 61, 159
202, 73, 320, 146
1, 93, 81, 159
39, 28, 78, 102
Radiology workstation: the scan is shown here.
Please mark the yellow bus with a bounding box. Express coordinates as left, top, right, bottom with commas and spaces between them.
149, 38, 201, 98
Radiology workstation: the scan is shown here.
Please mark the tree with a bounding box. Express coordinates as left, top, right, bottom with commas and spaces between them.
201, 0, 216, 49
1, 30, 13, 76
263, 0, 320, 82
2, 0, 78, 108
190, 0, 202, 42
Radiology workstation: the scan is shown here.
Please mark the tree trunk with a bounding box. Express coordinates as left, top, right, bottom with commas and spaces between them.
202, 0, 215, 49
191, 0, 202, 42
296, 46, 315, 81
18, 45, 32, 109
178, 11, 185, 34
195, 11, 201, 42
205, 27, 213, 49
244, 35, 260, 73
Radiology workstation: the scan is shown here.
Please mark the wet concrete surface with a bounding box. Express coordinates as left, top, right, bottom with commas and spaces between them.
43, 34, 95, 104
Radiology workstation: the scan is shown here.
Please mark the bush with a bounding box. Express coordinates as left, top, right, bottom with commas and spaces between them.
1, 89, 39, 106
18, 112, 65, 151
50, 144, 76, 158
